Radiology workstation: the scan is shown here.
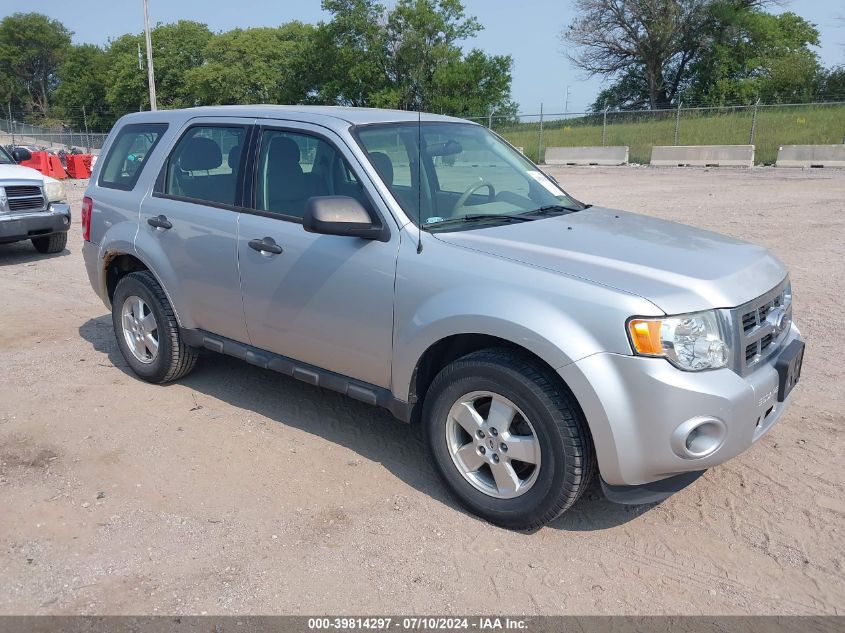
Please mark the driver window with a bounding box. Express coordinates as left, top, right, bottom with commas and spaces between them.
255, 129, 366, 220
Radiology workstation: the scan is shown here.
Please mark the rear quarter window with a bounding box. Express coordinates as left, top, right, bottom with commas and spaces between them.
98, 123, 168, 191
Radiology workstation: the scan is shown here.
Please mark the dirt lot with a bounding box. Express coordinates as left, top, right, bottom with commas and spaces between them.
1, 167, 843, 616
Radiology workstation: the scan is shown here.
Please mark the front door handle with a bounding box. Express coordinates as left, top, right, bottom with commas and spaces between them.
147, 215, 172, 230
248, 237, 283, 255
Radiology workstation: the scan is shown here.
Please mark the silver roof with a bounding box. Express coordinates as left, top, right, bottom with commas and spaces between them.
117, 105, 471, 131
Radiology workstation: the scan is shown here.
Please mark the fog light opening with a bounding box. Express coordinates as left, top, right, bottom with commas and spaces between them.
671, 416, 727, 460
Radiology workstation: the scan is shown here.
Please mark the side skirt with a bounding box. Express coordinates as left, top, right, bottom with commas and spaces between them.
180, 328, 412, 423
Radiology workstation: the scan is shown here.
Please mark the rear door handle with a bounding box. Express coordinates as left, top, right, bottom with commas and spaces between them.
248, 237, 283, 255
147, 215, 172, 230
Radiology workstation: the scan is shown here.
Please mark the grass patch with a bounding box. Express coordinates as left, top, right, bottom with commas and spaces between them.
496, 103, 845, 165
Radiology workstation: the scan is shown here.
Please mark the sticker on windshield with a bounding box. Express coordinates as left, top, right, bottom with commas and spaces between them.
527, 170, 564, 195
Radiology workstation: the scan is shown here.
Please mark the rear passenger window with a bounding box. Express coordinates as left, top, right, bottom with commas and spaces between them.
98, 123, 167, 191
163, 126, 247, 207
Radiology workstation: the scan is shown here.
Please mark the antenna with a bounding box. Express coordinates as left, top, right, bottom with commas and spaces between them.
416, 108, 423, 254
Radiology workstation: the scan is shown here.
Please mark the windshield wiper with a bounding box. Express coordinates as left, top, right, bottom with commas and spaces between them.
424, 214, 535, 228
520, 204, 590, 216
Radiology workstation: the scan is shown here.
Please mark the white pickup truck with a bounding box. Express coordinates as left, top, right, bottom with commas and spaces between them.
0, 145, 70, 253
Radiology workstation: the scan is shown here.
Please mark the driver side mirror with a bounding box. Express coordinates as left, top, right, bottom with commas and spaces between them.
12, 147, 31, 163
303, 196, 385, 241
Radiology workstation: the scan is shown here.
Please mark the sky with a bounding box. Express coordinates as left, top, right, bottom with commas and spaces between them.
4, 0, 845, 114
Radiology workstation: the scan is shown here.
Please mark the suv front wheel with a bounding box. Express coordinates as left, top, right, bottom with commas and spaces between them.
423, 349, 595, 530
111, 271, 198, 384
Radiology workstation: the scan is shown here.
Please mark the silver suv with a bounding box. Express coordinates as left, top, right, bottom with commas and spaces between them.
82, 106, 804, 529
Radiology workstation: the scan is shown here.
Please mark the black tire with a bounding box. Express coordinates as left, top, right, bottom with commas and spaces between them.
423, 348, 596, 530
111, 270, 198, 384
31, 232, 67, 254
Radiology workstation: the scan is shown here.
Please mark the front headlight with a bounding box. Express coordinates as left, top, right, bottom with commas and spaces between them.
627, 310, 730, 371
44, 179, 65, 203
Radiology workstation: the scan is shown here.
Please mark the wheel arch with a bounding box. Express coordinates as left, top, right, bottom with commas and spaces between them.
101, 246, 189, 329
406, 332, 587, 427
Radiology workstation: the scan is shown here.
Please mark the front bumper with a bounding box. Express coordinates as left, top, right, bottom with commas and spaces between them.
559, 323, 802, 488
0, 203, 71, 244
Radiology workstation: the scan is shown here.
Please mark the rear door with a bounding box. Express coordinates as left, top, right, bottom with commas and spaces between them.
237, 122, 400, 388
140, 117, 253, 342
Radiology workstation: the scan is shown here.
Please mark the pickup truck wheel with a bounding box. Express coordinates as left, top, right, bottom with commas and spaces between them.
111, 271, 197, 384
31, 232, 67, 254
423, 348, 595, 530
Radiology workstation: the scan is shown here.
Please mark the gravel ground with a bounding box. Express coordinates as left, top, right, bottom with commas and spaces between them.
0, 167, 843, 615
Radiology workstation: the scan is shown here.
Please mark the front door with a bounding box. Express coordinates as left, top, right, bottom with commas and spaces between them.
237, 124, 400, 388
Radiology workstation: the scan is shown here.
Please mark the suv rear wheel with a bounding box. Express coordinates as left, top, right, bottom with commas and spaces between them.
423, 348, 595, 530
111, 271, 198, 384
31, 232, 67, 253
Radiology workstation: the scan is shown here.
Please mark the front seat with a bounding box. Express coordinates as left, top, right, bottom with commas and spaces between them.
265, 137, 311, 218
369, 151, 394, 186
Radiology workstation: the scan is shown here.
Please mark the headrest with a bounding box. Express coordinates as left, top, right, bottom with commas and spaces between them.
179, 136, 222, 171
268, 136, 301, 164
227, 145, 242, 170
369, 151, 394, 185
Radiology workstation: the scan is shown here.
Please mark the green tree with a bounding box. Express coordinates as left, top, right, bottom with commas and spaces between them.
685, 8, 822, 105
313, 0, 515, 116
310, 0, 391, 106
0, 12, 72, 115
429, 49, 517, 117
565, 0, 711, 110
380, 0, 482, 110
52, 44, 110, 130
576, 1, 826, 110
185, 23, 316, 105
105, 21, 212, 113
818, 66, 845, 101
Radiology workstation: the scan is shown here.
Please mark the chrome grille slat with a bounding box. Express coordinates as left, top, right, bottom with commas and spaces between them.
5, 185, 41, 197
2, 184, 45, 213
731, 278, 791, 375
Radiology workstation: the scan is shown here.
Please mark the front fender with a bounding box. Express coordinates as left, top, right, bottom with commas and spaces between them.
391, 283, 647, 402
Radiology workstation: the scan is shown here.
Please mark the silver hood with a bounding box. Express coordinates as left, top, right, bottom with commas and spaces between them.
433, 206, 787, 314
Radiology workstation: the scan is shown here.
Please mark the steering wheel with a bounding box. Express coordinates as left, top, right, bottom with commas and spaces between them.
453, 178, 496, 214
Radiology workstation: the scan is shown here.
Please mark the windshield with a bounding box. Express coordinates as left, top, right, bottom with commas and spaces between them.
0, 146, 15, 165
355, 122, 584, 231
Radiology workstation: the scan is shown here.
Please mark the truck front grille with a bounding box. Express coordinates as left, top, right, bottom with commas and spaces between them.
4, 185, 45, 212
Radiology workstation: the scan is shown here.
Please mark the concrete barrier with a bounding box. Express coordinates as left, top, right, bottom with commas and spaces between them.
544, 146, 629, 166
650, 145, 754, 167
776, 145, 845, 168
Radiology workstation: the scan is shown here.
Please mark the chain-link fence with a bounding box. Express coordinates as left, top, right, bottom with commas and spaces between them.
472, 101, 845, 165
3, 101, 843, 165
0, 118, 108, 153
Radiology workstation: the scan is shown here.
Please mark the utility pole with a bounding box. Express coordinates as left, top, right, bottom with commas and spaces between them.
538, 103, 545, 164
82, 105, 91, 154
564, 85, 571, 119
7, 104, 13, 147
142, 0, 157, 111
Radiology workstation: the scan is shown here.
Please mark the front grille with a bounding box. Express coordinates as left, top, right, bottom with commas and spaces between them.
734, 279, 791, 374
6, 185, 41, 197
3, 185, 45, 212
